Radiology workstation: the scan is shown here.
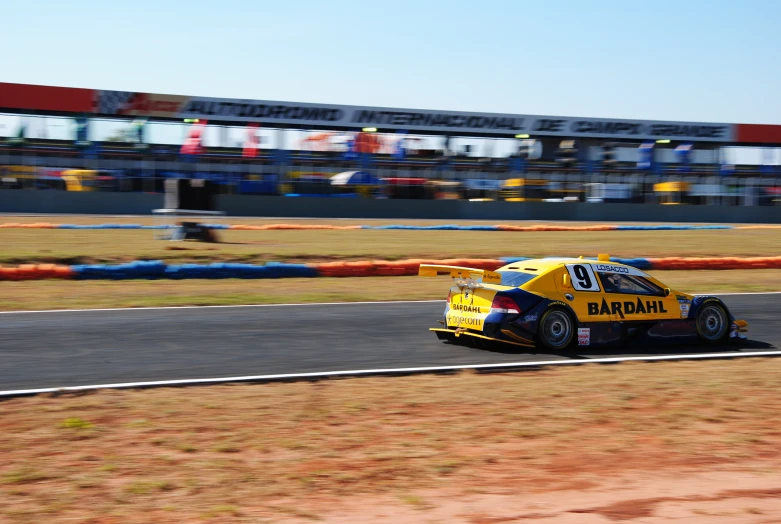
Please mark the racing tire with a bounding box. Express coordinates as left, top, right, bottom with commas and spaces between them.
695, 302, 729, 344
537, 307, 575, 351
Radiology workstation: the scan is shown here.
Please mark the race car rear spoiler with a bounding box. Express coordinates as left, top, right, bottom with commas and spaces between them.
418, 264, 502, 284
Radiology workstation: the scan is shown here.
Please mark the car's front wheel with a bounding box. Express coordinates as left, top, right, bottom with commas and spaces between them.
538, 307, 575, 351
696, 303, 729, 343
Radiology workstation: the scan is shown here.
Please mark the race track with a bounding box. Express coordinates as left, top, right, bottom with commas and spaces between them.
0, 295, 779, 392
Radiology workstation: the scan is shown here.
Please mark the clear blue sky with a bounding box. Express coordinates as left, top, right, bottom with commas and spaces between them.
1, 0, 779, 124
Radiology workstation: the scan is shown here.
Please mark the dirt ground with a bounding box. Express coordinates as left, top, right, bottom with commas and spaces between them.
2, 359, 781, 523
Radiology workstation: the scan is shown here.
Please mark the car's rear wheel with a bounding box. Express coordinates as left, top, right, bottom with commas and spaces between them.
538, 307, 575, 351
696, 303, 729, 343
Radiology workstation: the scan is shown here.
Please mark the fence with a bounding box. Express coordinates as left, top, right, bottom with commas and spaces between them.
3, 167, 780, 207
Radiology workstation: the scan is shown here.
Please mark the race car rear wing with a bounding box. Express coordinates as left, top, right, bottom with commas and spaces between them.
418, 264, 502, 284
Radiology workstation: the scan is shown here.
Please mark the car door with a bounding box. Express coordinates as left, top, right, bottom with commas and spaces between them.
595, 271, 678, 322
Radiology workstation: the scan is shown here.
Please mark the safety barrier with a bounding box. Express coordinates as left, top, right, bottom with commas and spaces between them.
2, 256, 781, 281
230, 224, 362, 230
645, 257, 781, 270
313, 258, 504, 277
0, 264, 74, 280
4, 222, 781, 231
69, 261, 319, 280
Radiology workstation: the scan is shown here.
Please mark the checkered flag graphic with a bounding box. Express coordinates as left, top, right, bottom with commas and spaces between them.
97, 90, 135, 115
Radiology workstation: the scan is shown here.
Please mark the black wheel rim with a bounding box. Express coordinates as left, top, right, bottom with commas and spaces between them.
698, 305, 727, 341
543, 311, 572, 348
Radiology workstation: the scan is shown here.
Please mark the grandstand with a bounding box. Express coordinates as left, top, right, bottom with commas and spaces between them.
1, 81, 780, 205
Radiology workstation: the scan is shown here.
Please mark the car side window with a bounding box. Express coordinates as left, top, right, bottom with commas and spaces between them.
599, 273, 664, 296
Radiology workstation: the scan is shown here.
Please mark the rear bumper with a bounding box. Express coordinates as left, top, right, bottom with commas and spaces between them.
430, 328, 535, 349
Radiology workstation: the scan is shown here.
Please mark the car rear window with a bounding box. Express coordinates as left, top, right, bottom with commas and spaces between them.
496, 271, 538, 287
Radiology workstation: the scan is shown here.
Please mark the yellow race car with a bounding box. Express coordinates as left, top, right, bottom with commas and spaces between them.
419, 255, 748, 350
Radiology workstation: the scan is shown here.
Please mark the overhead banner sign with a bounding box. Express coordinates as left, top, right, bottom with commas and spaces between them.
175, 98, 734, 142
0, 83, 740, 142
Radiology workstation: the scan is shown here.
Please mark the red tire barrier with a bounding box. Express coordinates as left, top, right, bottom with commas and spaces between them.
0, 264, 76, 281
229, 224, 362, 230
496, 224, 617, 232
647, 256, 781, 270
310, 258, 504, 278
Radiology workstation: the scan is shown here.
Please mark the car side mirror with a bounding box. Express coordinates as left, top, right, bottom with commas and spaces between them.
562, 274, 572, 289
664, 288, 671, 297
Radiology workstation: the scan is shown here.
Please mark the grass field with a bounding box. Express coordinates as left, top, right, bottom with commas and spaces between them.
2, 359, 781, 522
2, 217, 781, 310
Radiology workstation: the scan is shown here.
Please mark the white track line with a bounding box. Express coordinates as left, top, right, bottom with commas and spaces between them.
2, 350, 781, 398
0, 292, 779, 315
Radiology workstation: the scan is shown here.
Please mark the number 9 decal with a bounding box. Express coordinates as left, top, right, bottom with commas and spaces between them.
566, 264, 600, 292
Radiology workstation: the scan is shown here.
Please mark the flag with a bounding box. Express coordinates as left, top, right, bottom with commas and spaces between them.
8, 120, 26, 145
74, 117, 90, 147
343, 133, 357, 160
392, 130, 407, 161
181, 120, 207, 156
243, 123, 260, 158
637, 142, 654, 170
132, 118, 147, 148
675, 143, 693, 173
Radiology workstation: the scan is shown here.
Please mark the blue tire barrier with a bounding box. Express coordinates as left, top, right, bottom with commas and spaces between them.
70, 261, 322, 280
615, 225, 733, 231
16, 223, 744, 231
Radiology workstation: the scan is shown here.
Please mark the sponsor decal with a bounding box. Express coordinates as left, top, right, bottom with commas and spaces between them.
532, 119, 566, 132
451, 304, 482, 313
594, 264, 629, 274
183, 99, 344, 122
587, 298, 668, 319
577, 327, 590, 346
97, 91, 187, 117
568, 121, 727, 139
523, 314, 538, 322
572, 120, 643, 136
482, 272, 502, 284
352, 110, 522, 131
680, 303, 690, 318
648, 124, 726, 139
446, 314, 483, 328
676, 295, 691, 304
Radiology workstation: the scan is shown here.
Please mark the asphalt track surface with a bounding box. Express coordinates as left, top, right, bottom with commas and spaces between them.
0, 295, 778, 392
